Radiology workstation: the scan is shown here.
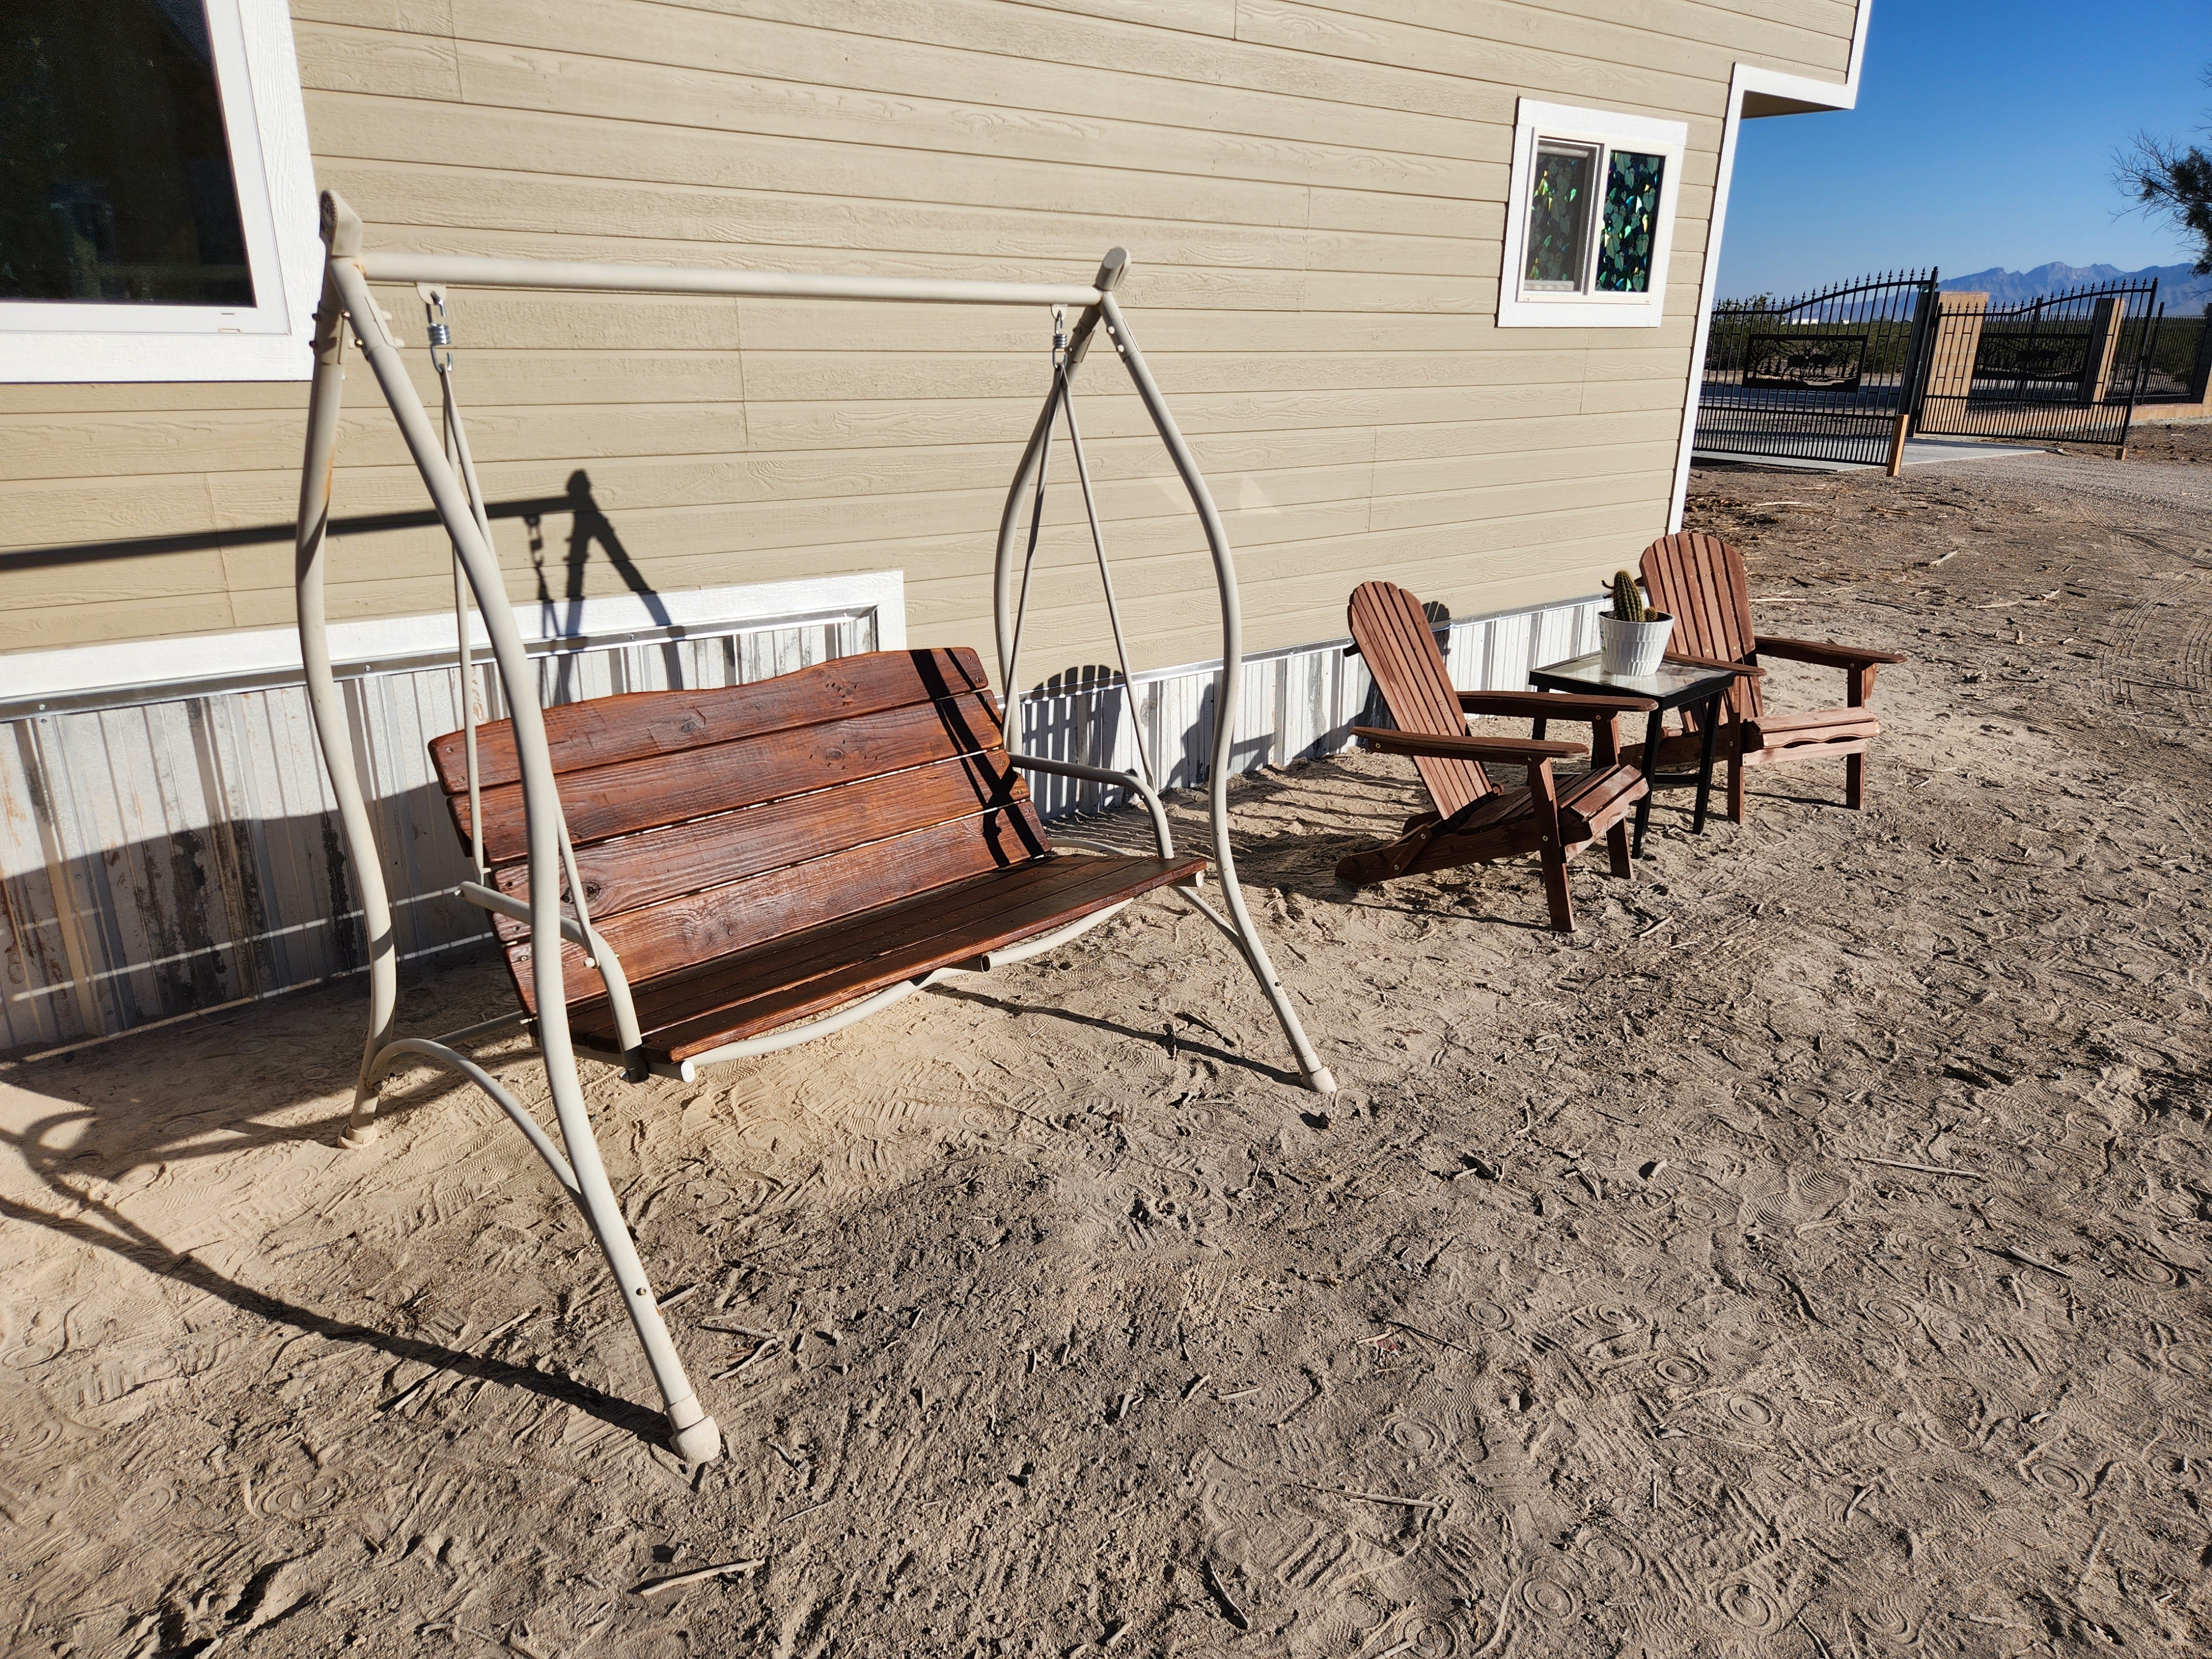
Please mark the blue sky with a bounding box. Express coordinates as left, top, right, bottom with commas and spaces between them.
1718, 1, 2212, 298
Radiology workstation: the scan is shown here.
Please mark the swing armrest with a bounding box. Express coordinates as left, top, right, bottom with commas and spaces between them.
1002, 752, 1177, 863
1352, 726, 1585, 763
458, 881, 648, 1075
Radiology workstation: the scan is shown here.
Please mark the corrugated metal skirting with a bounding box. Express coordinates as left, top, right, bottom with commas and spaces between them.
1016, 597, 1605, 816
0, 617, 872, 1051
1, 594, 1600, 1051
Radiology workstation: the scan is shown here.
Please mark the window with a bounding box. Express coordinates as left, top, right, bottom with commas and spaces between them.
0, 0, 316, 381
1498, 101, 1687, 329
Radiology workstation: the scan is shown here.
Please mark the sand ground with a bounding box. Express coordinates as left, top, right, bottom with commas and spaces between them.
3, 430, 2210, 1658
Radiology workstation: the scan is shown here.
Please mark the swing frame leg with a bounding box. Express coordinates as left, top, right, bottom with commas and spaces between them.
992, 278, 1333, 1094
296, 196, 719, 1464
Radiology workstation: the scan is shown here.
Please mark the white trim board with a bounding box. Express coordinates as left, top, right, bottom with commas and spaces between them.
1496, 101, 1689, 330
0, 0, 317, 383
0, 571, 906, 717
1668, 4, 1878, 531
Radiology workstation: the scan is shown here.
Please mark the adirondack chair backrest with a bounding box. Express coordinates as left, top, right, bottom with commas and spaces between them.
1347, 580, 1490, 818
1639, 533, 1767, 722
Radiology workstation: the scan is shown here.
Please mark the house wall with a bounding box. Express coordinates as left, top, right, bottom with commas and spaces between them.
0, 0, 1860, 679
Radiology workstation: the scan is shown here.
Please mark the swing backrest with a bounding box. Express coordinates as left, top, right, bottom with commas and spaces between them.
429, 649, 1050, 1011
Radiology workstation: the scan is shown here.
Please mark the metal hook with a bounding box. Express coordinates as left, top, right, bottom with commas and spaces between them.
1051, 304, 1067, 367
417, 283, 453, 367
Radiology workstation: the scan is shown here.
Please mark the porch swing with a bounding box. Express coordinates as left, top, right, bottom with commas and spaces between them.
293, 193, 1333, 1462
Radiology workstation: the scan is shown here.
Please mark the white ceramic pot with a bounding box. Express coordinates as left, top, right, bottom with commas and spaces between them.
1598, 610, 1674, 677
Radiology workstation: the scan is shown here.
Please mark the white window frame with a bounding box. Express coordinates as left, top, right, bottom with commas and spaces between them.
0, 0, 316, 383
1498, 100, 1688, 330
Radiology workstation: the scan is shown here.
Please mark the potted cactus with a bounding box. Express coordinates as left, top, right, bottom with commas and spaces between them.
1599, 569, 1673, 677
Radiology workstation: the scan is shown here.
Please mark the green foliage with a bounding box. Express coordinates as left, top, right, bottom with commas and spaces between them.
1609, 570, 1648, 624
2117, 67, 2212, 276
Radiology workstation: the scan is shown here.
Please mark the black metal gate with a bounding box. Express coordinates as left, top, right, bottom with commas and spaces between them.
1693, 270, 1938, 468
1914, 278, 2161, 447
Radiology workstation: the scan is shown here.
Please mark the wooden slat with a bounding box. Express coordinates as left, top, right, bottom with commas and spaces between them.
1557, 761, 1647, 837
569, 851, 1082, 1034
1639, 533, 1763, 722
430, 646, 993, 791
456, 688, 1007, 861
502, 800, 1052, 1005
490, 748, 1027, 918
575, 851, 1203, 1062
1346, 579, 1490, 817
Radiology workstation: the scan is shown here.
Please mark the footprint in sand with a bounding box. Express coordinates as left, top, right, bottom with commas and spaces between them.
2164, 1346, 2209, 1378
1651, 1354, 1707, 1387
121, 1480, 176, 1521
1858, 1599, 1917, 1642
1858, 1294, 1919, 1332
1388, 1614, 1465, 1656
2028, 1460, 2089, 1499
1724, 1392, 1778, 1429
1520, 1577, 1578, 1619
1386, 1416, 1447, 1457
1578, 1533, 1644, 1580
1712, 1580, 1782, 1635
1868, 1420, 1922, 1453
2121, 1254, 2180, 1288
1465, 1299, 1512, 1331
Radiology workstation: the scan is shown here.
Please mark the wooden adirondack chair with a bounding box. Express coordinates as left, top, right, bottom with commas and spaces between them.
1336, 581, 1655, 931
1638, 533, 1906, 821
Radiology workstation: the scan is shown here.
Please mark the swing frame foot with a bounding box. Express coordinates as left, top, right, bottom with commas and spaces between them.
668, 1405, 722, 1464
342, 1085, 381, 1148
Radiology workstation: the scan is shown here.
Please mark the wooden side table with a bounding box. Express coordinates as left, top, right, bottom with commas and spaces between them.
1527, 654, 1741, 857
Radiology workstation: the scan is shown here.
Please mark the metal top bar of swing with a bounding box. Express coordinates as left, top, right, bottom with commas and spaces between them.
359, 249, 1107, 308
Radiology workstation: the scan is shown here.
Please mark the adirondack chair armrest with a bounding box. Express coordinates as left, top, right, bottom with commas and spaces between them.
1661, 650, 1765, 678
1459, 690, 1658, 721
1351, 726, 1586, 763
1754, 636, 1907, 670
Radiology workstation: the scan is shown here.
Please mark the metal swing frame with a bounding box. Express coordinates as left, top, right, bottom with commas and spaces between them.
294, 192, 1332, 1462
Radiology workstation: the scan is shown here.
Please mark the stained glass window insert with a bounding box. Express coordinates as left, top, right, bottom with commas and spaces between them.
1522, 140, 1595, 291
1595, 150, 1666, 294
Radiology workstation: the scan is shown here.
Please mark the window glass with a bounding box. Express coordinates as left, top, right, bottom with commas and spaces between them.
1522, 142, 1596, 291
1596, 150, 1666, 294
1, 1, 254, 306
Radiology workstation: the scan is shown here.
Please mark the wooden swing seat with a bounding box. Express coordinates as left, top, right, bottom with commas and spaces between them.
429, 648, 1202, 1071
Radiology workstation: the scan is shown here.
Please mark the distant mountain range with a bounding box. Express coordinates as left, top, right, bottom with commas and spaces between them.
1941, 262, 2212, 314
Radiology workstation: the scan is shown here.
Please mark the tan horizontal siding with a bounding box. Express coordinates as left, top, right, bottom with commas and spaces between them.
0, 0, 1861, 669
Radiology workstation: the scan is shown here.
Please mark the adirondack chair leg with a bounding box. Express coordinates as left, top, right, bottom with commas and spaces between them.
1606, 820, 1631, 880
1845, 662, 1871, 809
1529, 760, 1574, 931
1726, 713, 1747, 823
1539, 836, 1574, 930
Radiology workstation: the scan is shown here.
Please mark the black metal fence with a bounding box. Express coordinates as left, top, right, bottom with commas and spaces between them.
1692, 270, 1938, 467
2138, 304, 2212, 404
1915, 279, 2159, 447
1695, 270, 2183, 466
